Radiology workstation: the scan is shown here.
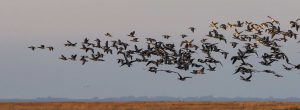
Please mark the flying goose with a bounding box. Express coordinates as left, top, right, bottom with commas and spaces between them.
28, 46, 35, 51
207, 64, 216, 71
80, 56, 88, 65
267, 16, 280, 25
65, 40, 77, 47
200, 38, 207, 43
209, 21, 218, 29
130, 38, 139, 42
94, 38, 101, 43
260, 69, 283, 77
83, 38, 89, 44
47, 46, 54, 51
233, 28, 243, 38
236, 21, 244, 27
146, 38, 156, 43
177, 73, 192, 81
37, 45, 45, 49
105, 32, 112, 37
282, 64, 292, 71
59, 55, 67, 60
80, 44, 94, 53
293, 64, 300, 69
188, 27, 195, 33
191, 67, 205, 75
220, 24, 227, 30
181, 34, 188, 38
96, 52, 104, 58
128, 31, 135, 37
90, 54, 105, 61
221, 51, 229, 59
148, 67, 158, 73
69, 54, 77, 61
240, 73, 252, 82
162, 35, 171, 39
290, 21, 299, 31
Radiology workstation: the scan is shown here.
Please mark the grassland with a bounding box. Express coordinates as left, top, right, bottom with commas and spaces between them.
1, 101, 300, 110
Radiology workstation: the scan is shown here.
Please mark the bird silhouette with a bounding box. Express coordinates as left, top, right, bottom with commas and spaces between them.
162, 35, 171, 39
47, 46, 54, 51
240, 73, 252, 82
210, 21, 218, 29
65, 40, 77, 47
105, 32, 112, 37
191, 67, 205, 75
188, 27, 195, 33
59, 55, 67, 61
282, 64, 292, 71
80, 56, 88, 65
37, 45, 45, 49
207, 64, 216, 71
181, 34, 188, 38
130, 38, 139, 42
90, 54, 105, 61
128, 31, 135, 37
290, 21, 300, 31
69, 54, 77, 61
28, 46, 35, 51
230, 42, 238, 48
177, 73, 192, 81
148, 67, 158, 73
83, 38, 89, 44
267, 16, 280, 25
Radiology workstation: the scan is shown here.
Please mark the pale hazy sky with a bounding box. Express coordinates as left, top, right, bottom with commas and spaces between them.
1, 0, 300, 99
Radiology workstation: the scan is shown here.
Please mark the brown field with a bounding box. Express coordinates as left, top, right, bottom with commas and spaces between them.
1, 101, 300, 110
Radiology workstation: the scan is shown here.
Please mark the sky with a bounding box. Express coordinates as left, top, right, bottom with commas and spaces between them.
1, 0, 300, 99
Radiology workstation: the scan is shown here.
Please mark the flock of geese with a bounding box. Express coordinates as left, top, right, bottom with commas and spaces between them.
28, 16, 300, 82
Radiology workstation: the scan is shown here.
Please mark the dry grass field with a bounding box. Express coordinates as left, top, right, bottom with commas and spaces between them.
1, 101, 300, 110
